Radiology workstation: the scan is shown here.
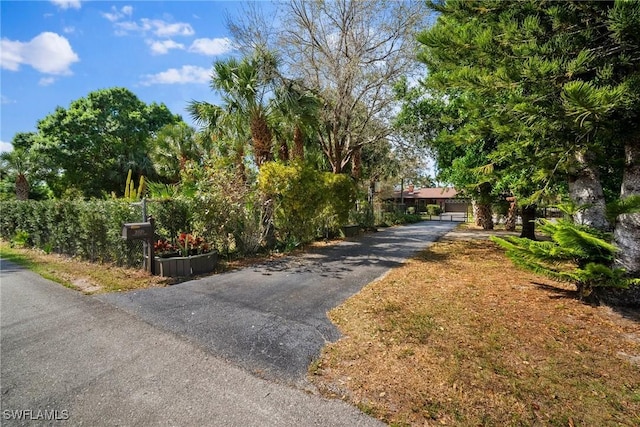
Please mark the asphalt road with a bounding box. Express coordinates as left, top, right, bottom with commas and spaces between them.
1, 221, 456, 426
98, 221, 457, 388
0, 259, 384, 427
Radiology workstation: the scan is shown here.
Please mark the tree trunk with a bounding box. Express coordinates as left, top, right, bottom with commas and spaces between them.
596, 138, 640, 307
598, 215, 640, 306
250, 114, 273, 167
614, 213, 640, 275
235, 146, 247, 183
292, 126, 304, 160
351, 146, 362, 179
474, 183, 493, 230
520, 205, 537, 240
476, 203, 494, 230
614, 137, 640, 277
568, 151, 609, 231
15, 173, 29, 201
278, 139, 289, 162
261, 196, 276, 249
505, 197, 517, 231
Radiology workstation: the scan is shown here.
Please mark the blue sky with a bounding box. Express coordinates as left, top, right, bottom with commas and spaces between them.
0, 0, 255, 152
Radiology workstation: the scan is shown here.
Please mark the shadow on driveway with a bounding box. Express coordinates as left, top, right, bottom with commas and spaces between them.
97, 221, 457, 388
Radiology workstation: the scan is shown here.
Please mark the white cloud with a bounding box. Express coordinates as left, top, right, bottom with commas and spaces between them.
141, 65, 210, 86
39, 77, 57, 86
101, 5, 133, 23
147, 39, 185, 55
151, 20, 194, 37
113, 21, 145, 34
63, 26, 75, 34
1, 95, 16, 104
1, 32, 79, 75
188, 37, 235, 56
0, 141, 13, 154
50, 0, 81, 9
115, 18, 194, 37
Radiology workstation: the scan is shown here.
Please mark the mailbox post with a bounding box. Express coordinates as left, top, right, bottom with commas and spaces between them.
122, 216, 155, 274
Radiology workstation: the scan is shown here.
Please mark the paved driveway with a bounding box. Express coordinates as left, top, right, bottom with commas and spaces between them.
0, 260, 385, 427
98, 221, 458, 389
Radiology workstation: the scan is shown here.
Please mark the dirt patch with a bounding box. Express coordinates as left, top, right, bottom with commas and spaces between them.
310, 229, 640, 426
71, 278, 102, 294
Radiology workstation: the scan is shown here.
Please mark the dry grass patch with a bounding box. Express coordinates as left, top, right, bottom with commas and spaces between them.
310, 235, 640, 426
0, 241, 171, 294
0, 237, 344, 293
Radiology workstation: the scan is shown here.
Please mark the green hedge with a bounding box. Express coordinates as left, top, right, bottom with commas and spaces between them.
379, 211, 422, 227
258, 162, 356, 247
0, 200, 144, 266
426, 204, 443, 215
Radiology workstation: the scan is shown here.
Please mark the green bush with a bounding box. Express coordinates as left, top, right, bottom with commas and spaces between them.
148, 198, 193, 243
179, 159, 253, 255
322, 171, 357, 235
349, 200, 375, 229
491, 219, 636, 300
426, 204, 443, 215
259, 162, 356, 247
0, 199, 143, 266
379, 211, 422, 227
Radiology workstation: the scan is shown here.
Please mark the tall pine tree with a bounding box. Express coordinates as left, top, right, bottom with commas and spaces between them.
414, 0, 640, 301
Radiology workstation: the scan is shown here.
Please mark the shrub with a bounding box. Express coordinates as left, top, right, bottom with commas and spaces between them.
259, 162, 356, 247
426, 204, 442, 216
148, 198, 193, 244
180, 159, 256, 256
491, 219, 637, 300
0, 199, 142, 266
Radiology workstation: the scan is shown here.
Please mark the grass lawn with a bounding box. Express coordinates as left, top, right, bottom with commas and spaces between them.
310, 227, 640, 426
0, 240, 171, 293
0, 238, 338, 293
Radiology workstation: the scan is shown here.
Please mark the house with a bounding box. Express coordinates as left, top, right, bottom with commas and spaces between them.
387, 185, 470, 213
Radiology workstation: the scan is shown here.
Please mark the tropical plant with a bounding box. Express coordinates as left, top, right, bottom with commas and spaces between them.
1, 149, 31, 200
0, 132, 51, 201
122, 169, 145, 201
415, 0, 640, 256
150, 122, 207, 183
270, 81, 321, 162
188, 51, 280, 169
491, 219, 636, 301
154, 233, 213, 258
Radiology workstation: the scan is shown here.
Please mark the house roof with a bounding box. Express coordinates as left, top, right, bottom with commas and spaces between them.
393, 187, 459, 199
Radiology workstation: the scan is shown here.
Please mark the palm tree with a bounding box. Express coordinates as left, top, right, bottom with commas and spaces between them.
150, 122, 204, 183
0, 147, 33, 200
271, 81, 321, 162
188, 99, 250, 180
189, 51, 279, 169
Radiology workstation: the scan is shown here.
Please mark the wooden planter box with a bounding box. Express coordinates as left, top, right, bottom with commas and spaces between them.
341, 224, 361, 237
154, 252, 218, 277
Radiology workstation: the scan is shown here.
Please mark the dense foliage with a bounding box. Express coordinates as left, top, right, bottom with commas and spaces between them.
259, 162, 356, 247
0, 200, 142, 266
35, 88, 180, 198
491, 220, 636, 302
401, 0, 640, 283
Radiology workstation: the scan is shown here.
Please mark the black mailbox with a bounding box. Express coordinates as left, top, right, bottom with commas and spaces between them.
122, 222, 154, 240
